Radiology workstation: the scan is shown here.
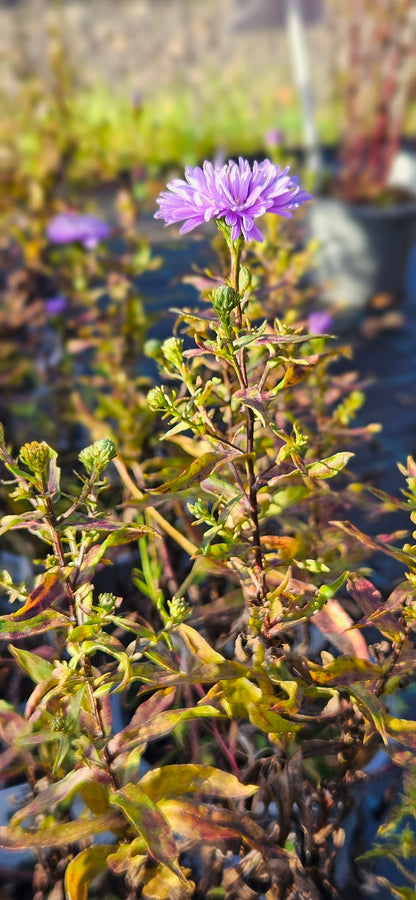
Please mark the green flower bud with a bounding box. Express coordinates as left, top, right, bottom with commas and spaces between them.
147, 386, 168, 411
168, 596, 191, 624
161, 336, 184, 370
79, 439, 116, 475
210, 285, 240, 318
19, 441, 56, 478
98, 592, 119, 613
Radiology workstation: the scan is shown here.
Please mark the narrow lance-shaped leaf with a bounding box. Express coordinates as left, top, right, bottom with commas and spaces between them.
11, 766, 111, 826
8, 646, 55, 684
0, 609, 70, 640
138, 764, 257, 803
148, 451, 229, 494
110, 784, 188, 884
4, 571, 67, 622
109, 704, 222, 757
0, 812, 121, 850
159, 799, 283, 858
306, 452, 354, 479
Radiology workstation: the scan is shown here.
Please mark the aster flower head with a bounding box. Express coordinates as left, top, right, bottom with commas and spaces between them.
308, 310, 333, 335
44, 295, 68, 316
155, 157, 312, 243
46, 212, 111, 249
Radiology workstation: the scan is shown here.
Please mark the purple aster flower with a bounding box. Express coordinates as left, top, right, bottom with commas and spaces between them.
308, 310, 333, 335
46, 212, 111, 249
155, 157, 312, 242
44, 295, 68, 316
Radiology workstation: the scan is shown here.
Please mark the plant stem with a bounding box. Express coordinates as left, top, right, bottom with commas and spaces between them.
45, 496, 119, 790
229, 242, 266, 608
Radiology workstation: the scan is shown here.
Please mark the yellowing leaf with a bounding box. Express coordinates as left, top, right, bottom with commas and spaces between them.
65, 845, 114, 900
0, 609, 70, 640
141, 863, 194, 899
0, 812, 121, 850
11, 767, 111, 827
176, 623, 225, 665
110, 785, 187, 884
139, 764, 257, 803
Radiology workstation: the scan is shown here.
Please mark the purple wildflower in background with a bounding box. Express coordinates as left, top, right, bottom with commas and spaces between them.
46, 212, 111, 249
44, 296, 68, 316
265, 128, 285, 148
155, 157, 312, 242
308, 310, 333, 335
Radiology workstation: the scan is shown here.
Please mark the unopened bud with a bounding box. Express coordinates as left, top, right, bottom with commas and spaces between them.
161, 336, 184, 370
79, 439, 116, 475
19, 441, 56, 478
210, 285, 239, 318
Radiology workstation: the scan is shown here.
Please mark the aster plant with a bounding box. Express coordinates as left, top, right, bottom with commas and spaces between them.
1, 158, 416, 900
154, 157, 312, 619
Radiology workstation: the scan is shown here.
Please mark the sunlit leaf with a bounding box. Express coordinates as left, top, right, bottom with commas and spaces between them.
306, 452, 353, 479
8, 646, 55, 684
110, 784, 187, 883
4, 571, 67, 622
11, 766, 111, 826
141, 863, 194, 900
148, 451, 228, 494
0, 812, 121, 850
139, 764, 257, 803
308, 657, 382, 686
65, 845, 114, 900
175, 623, 225, 665
0, 609, 70, 640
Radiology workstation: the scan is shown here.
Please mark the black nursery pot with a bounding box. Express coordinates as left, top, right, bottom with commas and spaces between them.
307, 196, 416, 322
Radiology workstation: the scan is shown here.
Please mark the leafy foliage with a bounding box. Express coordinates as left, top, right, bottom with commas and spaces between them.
1, 177, 416, 900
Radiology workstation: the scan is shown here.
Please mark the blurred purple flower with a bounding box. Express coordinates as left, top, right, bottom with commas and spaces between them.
155, 157, 312, 242
44, 296, 68, 316
308, 310, 333, 335
46, 212, 111, 249
265, 128, 285, 148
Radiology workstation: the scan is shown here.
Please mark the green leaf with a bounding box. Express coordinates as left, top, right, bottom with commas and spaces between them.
8, 646, 55, 684
148, 452, 228, 494
306, 452, 353, 479
247, 702, 301, 738
139, 765, 257, 803
65, 845, 114, 900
